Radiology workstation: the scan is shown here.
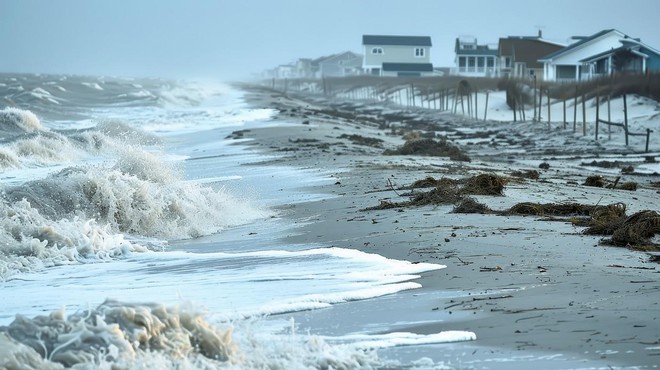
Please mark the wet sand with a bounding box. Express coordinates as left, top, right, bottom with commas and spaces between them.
236, 85, 660, 369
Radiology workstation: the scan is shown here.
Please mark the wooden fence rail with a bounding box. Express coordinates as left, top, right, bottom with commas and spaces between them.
595, 94, 654, 152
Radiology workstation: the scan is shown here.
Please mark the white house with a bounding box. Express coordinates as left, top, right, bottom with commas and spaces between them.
362, 35, 433, 77
453, 36, 498, 77
539, 29, 634, 81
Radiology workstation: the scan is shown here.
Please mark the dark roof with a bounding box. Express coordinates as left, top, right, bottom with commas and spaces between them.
498, 37, 565, 68
382, 63, 434, 72
363, 35, 432, 47
539, 29, 620, 61
579, 42, 660, 63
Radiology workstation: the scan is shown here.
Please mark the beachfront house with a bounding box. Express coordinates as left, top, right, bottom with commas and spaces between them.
453, 36, 497, 77
497, 32, 565, 80
538, 29, 660, 81
362, 35, 434, 77
313, 51, 363, 78
579, 38, 660, 78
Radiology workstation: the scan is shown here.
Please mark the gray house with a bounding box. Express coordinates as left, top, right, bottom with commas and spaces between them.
313, 51, 363, 78
362, 35, 433, 76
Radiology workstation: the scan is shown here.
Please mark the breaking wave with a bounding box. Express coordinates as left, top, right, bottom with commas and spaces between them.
0, 300, 384, 370
0, 145, 269, 281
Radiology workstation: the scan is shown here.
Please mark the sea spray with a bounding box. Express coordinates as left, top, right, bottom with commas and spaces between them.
0, 300, 237, 369
0, 301, 387, 370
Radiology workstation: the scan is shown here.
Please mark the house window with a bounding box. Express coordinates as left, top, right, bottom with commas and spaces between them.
371, 47, 383, 54
487, 57, 494, 67
458, 57, 466, 67
414, 48, 425, 57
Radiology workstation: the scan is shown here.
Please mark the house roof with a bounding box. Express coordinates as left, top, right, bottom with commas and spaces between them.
312, 51, 361, 65
498, 37, 565, 68
382, 63, 434, 72
579, 40, 660, 63
363, 35, 432, 47
538, 29, 624, 61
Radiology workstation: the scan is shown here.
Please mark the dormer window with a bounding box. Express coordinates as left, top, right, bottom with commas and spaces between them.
415, 48, 425, 57
371, 47, 384, 54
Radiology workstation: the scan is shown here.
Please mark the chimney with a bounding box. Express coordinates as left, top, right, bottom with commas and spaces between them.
538, 29, 542, 38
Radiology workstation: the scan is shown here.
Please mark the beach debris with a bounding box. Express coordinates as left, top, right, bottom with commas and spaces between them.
584, 175, 606, 187
338, 133, 384, 148
452, 198, 493, 214
364, 173, 507, 210
480, 266, 502, 272
462, 174, 508, 195
383, 138, 471, 162
583, 175, 637, 191
538, 162, 550, 170
510, 169, 540, 180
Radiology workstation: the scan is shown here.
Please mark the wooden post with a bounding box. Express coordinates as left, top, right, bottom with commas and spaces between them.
547, 89, 551, 128
533, 77, 537, 121
513, 98, 517, 122
595, 94, 600, 140
623, 94, 629, 146
483, 91, 489, 121
563, 99, 567, 129
410, 83, 416, 107
573, 87, 578, 132
607, 94, 612, 140
538, 86, 543, 122
474, 91, 479, 120
582, 93, 586, 136
646, 128, 652, 153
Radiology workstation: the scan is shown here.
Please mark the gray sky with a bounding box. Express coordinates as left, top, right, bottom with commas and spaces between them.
1, 0, 658, 80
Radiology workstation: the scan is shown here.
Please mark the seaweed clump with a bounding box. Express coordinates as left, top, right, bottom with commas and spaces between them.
452, 198, 493, 214
338, 134, 384, 148
363, 173, 506, 211
383, 138, 471, 162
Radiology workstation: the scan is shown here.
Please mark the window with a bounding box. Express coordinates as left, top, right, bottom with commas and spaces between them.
414, 48, 425, 57
371, 47, 383, 54
486, 57, 495, 67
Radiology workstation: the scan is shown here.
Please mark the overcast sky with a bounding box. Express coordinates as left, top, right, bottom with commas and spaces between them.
1, 0, 658, 80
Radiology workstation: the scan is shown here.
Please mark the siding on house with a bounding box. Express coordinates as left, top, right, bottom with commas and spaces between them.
315, 51, 362, 77
579, 40, 660, 77
381, 63, 433, 77
498, 36, 564, 79
539, 29, 628, 81
362, 35, 432, 75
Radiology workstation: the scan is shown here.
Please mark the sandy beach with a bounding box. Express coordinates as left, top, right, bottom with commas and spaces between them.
235, 84, 660, 369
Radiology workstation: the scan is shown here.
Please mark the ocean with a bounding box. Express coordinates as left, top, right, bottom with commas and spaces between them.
0, 74, 472, 369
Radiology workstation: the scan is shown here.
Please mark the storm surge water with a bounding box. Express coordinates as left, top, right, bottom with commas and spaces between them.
0, 74, 470, 369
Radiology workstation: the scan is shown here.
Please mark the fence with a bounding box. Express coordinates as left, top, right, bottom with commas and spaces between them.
263, 76, 655, 152
595, 94, 654, 152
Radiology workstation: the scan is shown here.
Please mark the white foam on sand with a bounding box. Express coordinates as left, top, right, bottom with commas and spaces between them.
1, 247, 446, 325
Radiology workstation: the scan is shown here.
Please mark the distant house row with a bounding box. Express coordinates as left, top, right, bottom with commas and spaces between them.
455, 29, 660, 81
263, 29, 660, 82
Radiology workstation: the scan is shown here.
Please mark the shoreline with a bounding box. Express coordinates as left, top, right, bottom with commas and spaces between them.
236, 85, 659, 369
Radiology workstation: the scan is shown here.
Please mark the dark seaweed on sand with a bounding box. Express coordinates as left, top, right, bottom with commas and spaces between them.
363, 174, 506, 210
364, 172, 660, 251
338, 134, 384, 148
383, 138, 471, 162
